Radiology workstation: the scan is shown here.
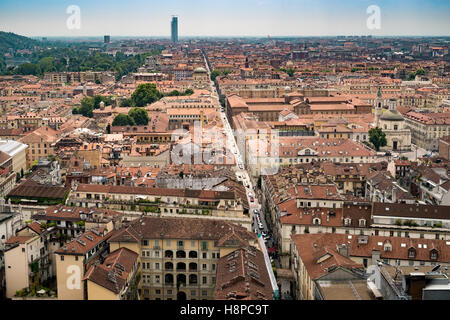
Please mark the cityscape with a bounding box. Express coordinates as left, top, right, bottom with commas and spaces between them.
0, 0, 450, 308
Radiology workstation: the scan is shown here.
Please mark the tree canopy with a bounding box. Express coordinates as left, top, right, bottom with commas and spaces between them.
112, 114, 136, 126
128, 107, 149, 125
369, 127, 387, 151
72, 95, 112, 117
131, 83, 163, 107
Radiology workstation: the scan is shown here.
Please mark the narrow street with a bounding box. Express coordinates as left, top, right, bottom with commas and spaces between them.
202, 52, 280, 297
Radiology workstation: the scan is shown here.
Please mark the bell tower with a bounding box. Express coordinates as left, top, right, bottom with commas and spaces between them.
374, 87, 383, 127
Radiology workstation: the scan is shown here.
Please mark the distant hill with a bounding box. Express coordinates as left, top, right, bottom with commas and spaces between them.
0, 31, 38, 55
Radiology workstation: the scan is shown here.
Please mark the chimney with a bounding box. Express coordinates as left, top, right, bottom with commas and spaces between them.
371, 250, 381, 265
337, 243, 350, 257
392, 186, 397, 203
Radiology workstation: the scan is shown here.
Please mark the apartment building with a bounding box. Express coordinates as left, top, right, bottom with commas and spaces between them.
404, 111, 450, 151
69, 184, 247, 220
0, 140, 27, 178
291, 233, 450, 300
19, 126, 58, 169
108, 216, 258, 300
246, 136, 377, 179
55, 228, 112, 300
3, 222, 55, 298
84, 247, 139, 300
214, 246, 273, 300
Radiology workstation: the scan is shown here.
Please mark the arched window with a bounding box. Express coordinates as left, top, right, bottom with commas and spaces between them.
313, 218, 321, 225
189, 251, 197, 258
189, 274, 197, 284
408, 247, 416, 259
165, 262, 173, 270
176, 274, 186, 286
165, 274, 174, 285
165, 250, 173, 258
176, 262, 186, 271
189, 263, 197, 271
430, 249, 439, 261
176, 250, 186, 258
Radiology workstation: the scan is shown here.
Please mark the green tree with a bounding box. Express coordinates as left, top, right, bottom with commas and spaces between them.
184, 88, 194, 95
415, 68, 425, 76
0, 58, 5, 73
131, 83, 162, 107
369, 127, 387, 151
38, 57, 54, 73
78, 97, 95, 117
16, 63, 40, 75
210, 70, 220, 81
112, 114, 136, 126
128, 107, 149, 125
120, 98, 133, 107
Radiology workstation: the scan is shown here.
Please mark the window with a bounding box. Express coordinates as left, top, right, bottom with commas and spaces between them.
178, 240, 184, 247
202, 264, 207, 270
155, 251, 160, 258
202, 276, 207, 284
202, 252, 207, 259
155, 275, 160, 284
155, 289, 161, 294
142, 240, 149, 247
430, 250, 438, 261
60, 256, 64, 261
155, 263, 160, 270
408, 248, 416, 259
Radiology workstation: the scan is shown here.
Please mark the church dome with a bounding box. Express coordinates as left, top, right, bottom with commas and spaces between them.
380, 110, 404, 121
194, 67, 207, 73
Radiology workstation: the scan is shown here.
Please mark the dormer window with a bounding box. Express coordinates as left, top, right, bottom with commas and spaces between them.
430, 249, 438, 261
313, 218, 321, 225
344, 218, 352, 226
408, 247, 416, 259
359, 219, 366, 227
384, 241, 392, 252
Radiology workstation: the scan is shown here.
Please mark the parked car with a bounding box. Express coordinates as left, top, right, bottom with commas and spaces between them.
249, 196, 254, 202
258, 223, 264, 229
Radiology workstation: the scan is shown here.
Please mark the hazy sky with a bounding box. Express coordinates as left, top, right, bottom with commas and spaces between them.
0, 0, 449, 37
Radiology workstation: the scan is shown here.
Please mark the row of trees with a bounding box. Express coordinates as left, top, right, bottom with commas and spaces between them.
2, 48, 162, 80
112, 108, 149, 126
120, 84, 194, 108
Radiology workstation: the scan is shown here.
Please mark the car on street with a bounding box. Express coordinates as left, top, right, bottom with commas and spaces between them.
249, 196, 254, 202
258, 222, 264, 229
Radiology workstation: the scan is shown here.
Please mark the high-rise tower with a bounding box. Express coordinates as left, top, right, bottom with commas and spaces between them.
171, 16, 178, 43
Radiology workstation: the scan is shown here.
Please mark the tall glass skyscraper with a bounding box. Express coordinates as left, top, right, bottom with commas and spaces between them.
171, 16, 178, 43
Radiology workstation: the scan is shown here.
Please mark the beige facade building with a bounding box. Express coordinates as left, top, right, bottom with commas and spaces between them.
55, 228, 111, 300
19, 126, 58, 169
108, 216, 258, 300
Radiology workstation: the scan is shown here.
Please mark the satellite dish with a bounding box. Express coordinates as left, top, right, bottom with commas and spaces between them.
431, 265, 441, 272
